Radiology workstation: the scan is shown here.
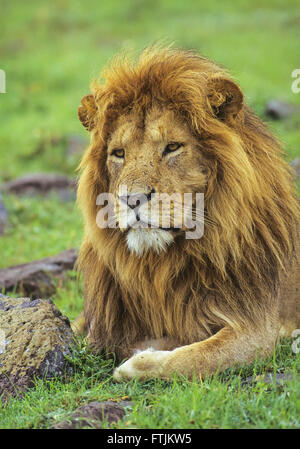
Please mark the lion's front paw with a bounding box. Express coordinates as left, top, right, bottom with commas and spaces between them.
113, 347, 171, 381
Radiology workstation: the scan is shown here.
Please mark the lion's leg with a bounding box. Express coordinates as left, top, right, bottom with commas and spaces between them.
278, 235, 300, 337
113, 325, 278, 381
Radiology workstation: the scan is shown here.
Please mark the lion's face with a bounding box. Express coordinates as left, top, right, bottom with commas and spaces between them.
105, 106, 209, 255
78, 48, 248, 256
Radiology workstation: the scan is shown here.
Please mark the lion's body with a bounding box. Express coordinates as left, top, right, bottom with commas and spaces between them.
278, 231, 300, 336
76, 47, 300, 380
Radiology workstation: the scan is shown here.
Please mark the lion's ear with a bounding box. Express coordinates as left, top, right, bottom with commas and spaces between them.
207, 76, 243, 124
78, 94, 98, 131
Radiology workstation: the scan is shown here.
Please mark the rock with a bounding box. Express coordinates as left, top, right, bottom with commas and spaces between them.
0, 294, 74, 403
52, 401, 130, 429
291, 158, 300, 178
1, 173, 77, 196
0, 249, 78, 298
265, 100, 296, 120
0, 195, 7, 235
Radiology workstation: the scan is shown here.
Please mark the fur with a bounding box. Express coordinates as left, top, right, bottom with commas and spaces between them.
75, 46, 300, 379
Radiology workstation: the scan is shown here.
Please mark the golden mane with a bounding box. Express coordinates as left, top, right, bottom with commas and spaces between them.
76, 47, 300, 358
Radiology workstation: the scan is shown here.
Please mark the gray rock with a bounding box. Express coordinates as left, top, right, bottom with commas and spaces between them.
265, 100, 296, 120
0, 248, 78, 298
1, 173, 77, 196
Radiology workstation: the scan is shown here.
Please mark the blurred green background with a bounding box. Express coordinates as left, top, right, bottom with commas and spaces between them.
1, 0, 299, 266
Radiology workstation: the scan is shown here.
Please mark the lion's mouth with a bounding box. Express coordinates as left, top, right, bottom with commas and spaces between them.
158, 226, 181, 232
124, 216, 181, 232
127, 221, 181, 232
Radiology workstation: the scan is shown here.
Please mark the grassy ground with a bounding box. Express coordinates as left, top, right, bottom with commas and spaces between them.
1, 339, 300, 429
0, 0, 300, 429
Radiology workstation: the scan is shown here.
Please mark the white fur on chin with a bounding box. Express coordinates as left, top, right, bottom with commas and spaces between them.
126, 228, 174, 256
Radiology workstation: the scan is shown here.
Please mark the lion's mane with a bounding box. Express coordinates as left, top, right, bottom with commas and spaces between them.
77, 47, 299, 357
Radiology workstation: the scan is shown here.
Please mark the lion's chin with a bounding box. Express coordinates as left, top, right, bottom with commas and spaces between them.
126, 228, 174, 256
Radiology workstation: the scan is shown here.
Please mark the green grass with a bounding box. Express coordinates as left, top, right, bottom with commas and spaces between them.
1, 338, 299, 429
1, 194, 82, 268
0, 0, 299, 429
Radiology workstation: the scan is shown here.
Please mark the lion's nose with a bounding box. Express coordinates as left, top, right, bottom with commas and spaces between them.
119, 188, 155, 209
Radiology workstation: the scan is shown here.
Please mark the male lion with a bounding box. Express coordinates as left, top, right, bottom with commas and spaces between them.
76, 47, 300, 381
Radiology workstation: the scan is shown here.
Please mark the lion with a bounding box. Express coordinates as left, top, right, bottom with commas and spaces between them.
75, 46, 300, 381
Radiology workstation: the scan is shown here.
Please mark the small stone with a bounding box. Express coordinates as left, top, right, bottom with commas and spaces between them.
265, 100, 295, 120
52, 401, 130, 429
1, 173, 77, 196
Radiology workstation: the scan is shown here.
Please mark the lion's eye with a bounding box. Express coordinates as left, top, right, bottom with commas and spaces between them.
111, 149, 125, 159
163, 142, 183, 157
